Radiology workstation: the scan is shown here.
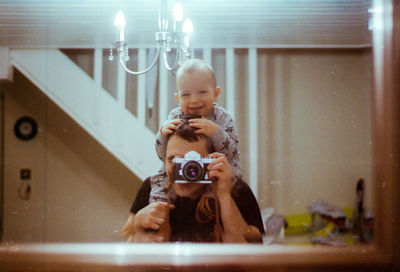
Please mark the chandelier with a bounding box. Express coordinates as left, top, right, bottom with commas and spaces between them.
109, 1, 194, 75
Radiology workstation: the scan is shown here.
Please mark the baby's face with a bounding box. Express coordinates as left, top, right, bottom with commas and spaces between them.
176, 70, 220, 116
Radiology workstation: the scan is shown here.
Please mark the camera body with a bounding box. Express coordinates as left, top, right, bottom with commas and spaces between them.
173, 151, 215, 183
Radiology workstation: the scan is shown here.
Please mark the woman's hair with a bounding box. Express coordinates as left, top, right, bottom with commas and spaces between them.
170, 120, 214, 153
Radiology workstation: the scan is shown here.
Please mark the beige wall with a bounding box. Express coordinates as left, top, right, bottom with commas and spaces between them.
0, 48, 373, 242
1, 70, 141, 242
195, 49, 372, 215
186, 49, 372, 215
240, 49, 372, 214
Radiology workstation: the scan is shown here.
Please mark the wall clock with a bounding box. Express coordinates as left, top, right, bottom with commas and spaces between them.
14, 116, 38, 141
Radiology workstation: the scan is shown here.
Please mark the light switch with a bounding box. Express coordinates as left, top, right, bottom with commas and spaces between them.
20, 169, 31, 180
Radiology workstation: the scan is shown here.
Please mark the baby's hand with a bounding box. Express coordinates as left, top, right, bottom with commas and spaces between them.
161, 119, 182, 136
189, 117, 219, 136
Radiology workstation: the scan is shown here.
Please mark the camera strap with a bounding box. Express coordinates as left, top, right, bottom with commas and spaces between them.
212, 181, 222, 242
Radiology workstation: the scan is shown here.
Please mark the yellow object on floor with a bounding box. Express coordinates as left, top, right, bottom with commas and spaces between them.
315, 222, 335, 236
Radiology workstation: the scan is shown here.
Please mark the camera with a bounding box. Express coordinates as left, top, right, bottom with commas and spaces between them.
173, 151, 215, 183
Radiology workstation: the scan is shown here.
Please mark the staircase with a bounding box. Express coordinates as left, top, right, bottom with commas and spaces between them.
10, 49, 160, 180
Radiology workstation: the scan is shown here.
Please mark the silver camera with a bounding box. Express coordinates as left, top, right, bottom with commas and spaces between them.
172, 151, 215, 183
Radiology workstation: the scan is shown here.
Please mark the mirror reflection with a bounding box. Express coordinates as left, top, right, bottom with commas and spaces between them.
0, 0, 373, 247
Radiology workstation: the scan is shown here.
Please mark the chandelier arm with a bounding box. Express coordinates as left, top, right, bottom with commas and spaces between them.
162, 48, 179, 71
119, 46, 161, 75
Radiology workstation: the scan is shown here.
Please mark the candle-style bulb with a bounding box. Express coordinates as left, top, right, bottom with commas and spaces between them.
114, 11, 126, 30
173, 3, 183, 22
114, 11, 126, 41
183, 18, 193, 33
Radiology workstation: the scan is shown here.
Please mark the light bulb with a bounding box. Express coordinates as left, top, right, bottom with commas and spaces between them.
114, 11, 126, 41
173, 3, 183, 22
183, 18, 193, 33
114, 11, 126, 30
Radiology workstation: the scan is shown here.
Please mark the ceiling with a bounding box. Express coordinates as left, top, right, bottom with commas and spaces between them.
0, 0, 372, 49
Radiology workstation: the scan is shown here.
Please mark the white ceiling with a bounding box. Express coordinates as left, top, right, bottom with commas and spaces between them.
0, 0, 372, 49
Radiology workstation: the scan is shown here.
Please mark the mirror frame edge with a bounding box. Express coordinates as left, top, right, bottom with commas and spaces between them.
0, 1, 398, 271
371, 0, 400, 270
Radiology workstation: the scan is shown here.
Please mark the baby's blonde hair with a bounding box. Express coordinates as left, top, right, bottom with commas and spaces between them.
176, 59, 216, 88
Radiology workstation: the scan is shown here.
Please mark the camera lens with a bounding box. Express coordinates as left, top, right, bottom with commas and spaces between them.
182, 161, 204, 182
